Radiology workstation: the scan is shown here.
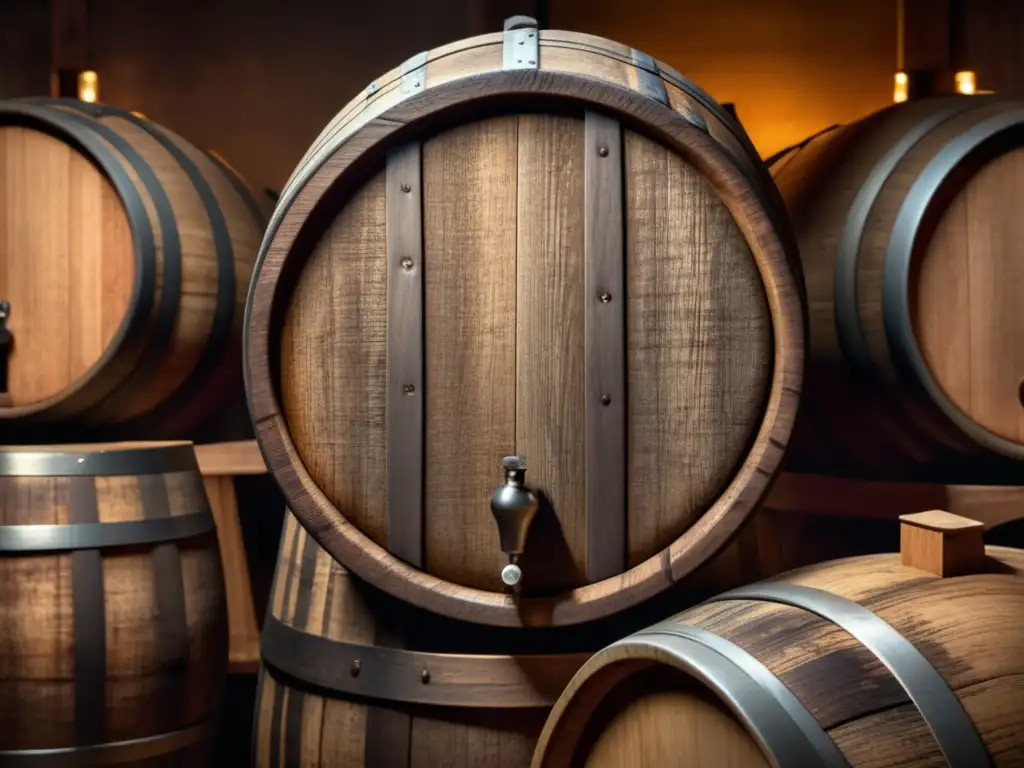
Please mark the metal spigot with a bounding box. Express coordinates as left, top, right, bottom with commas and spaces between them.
490, 456, 540, 590
0, 300, 12, 398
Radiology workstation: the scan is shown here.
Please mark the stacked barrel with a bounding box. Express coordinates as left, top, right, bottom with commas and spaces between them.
0, 98, 269, 762
243, 17, 806, 766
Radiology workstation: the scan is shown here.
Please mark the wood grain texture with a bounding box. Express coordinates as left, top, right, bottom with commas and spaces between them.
246, 27, 804, 628
773, 95, 1024, 476
534, 546, 1024, 767
0, 451, 227, 759
254, 512, 578, 767
0, 99, 267, 438
624, 129, 771, 566
422, 116, 518, 592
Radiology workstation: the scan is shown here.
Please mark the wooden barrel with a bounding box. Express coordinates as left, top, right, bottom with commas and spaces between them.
254, 511, 590, 767
0, 441, 228, 765
533, 512, 1024, 767
245, 17, 804, 629
771, 95, 1024, 480
0, 97, 269, 438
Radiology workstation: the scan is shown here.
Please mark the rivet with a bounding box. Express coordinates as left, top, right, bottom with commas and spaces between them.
350, 660, 361, 677
400, 257, 414, 270
401, 183, 411, 193
599, 292, 612, 303
517, 59, 522, 64
404, 384, 416, 395
421, 668, 431, 684
601, 394, 612, 406
519, 40, 524, 45
598, 146, 609, 157
414, 81, 421, 87
528, 60, 536, 65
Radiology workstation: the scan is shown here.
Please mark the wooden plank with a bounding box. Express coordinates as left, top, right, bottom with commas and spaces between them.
514, 114, 586, 591
194, 440, 267, 476
584, 110, 627, 582
423, 117, 518, 592
385, 142, 425, 569
204, 476, 261, 674
765, 472, 1024, 531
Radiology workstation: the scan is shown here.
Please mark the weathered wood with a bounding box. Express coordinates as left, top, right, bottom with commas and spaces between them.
254, 512, 588, 767
0, 442, 227, 762
771, 95, 1024, 479
0, 98, 267, 439
245, 23, 803, 628
534, 545, 1024, 767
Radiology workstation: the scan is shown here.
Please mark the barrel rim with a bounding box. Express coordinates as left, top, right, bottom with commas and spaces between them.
0, 440, 197, 476
883, 107, 1024, 459
530, 629, 831, 768
0, 101, 157, 419
244, 69, 804, 628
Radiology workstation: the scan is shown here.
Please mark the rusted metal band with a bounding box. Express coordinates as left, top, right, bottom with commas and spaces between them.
584, 111, 627, 582
0, 719, 215, 765
260, 616, 588, 708
385, 142, 426, 569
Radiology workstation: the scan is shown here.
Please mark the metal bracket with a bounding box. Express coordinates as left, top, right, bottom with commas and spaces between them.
400, 51, 429, 97
631, 50, 709, 132
503, 16, 539, 71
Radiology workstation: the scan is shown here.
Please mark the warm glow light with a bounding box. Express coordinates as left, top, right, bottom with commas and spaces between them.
78, 70, 99, 103
955, 71, 977, 95
894, 71, 909, 103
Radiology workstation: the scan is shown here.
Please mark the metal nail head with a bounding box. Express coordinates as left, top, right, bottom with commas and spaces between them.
599, 292, 612, 303
400, 257, 414, 270
601, 394, 612, 406
404, 384, 416, 395
401, 183, 411, 193
421, 668, 431, 684
350, 660, 362, 677
598, 146, 609, 157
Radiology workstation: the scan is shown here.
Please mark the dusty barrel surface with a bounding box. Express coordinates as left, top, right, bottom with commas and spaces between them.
771, 96, 1024, 478
254, 511, 589, 767
0, 441, 228, 765
533, 515, 1024, 768
0, 97, 269, 438
244, 17, 805, 630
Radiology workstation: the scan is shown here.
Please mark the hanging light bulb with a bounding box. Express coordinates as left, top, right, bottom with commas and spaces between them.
955, 71, 977, 95
77, 70, 99, 103
894, 72, 909, 103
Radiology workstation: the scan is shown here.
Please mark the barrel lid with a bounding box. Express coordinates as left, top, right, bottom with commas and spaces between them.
245, 23, 803, 628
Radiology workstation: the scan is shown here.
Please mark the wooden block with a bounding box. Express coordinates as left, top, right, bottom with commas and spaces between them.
195, 440, 267, 477
204, 475, 261, 674
899, 509, 985, 578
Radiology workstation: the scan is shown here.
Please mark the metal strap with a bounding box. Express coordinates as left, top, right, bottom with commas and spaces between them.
584, 111, 627, 581
503, 19, 539, 70
0, 718, 214, 765
640, 623, 849, 767
835, 101, 976, 377
616, 632, 829, 767
0, 443, 197, 476
0, 510, 214, 553
399, 51, 428, 97
708, 583, 993, 768
631, 49, 668, 105
260, 616, 586, 709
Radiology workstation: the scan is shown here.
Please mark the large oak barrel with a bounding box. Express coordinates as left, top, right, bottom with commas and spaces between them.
245, 17, 804, 629
0, 441, 228, 765
533, 514, 1024, 767
0, 97, 269, 438
771, 96, 1024, 480
254, 511, 589, 767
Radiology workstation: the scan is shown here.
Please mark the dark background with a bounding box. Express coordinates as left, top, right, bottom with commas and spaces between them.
6, 0, 1024, 193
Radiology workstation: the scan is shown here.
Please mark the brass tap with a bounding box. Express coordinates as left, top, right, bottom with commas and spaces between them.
490, 456, 540, 589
